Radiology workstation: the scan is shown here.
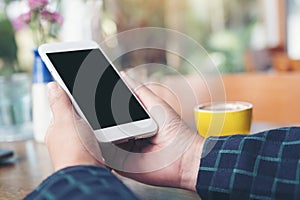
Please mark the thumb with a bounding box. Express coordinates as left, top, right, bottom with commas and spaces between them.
121, 71, 166, 109
47, 82, 73, 121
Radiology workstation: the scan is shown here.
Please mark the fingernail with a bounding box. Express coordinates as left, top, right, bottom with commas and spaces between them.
120, 71, 126, 76
47, 82, 59, 98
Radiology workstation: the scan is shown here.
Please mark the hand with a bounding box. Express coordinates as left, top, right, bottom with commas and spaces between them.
106, 73, 205, 191
45, 78, 205, 191
45, 82, 104, 171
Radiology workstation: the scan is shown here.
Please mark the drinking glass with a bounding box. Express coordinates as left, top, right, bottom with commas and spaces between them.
0, 73, 33, 141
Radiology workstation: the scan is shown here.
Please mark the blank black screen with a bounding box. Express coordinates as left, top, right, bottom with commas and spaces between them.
47, 49, 149, 129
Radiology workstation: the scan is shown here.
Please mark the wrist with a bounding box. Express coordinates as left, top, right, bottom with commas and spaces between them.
179, 133, 205, 191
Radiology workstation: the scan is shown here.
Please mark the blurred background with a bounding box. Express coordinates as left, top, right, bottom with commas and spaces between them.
1, 0, 299, 75
1, 0, 300, 140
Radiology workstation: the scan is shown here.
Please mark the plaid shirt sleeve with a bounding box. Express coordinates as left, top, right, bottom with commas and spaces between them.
24, 165, 139, 200
196, 127, 300, 200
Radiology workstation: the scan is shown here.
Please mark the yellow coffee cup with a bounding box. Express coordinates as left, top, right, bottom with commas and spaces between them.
194, 101, 252, 138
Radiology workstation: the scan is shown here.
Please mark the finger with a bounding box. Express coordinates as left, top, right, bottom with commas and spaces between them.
47, 82, 73, 121
121, 71, 168, 110
75, 116, 105, 164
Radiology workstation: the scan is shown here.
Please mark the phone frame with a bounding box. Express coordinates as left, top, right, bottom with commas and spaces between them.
38, 41, 157, 143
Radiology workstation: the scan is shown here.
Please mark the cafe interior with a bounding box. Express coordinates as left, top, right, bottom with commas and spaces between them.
0, 0, 300, 199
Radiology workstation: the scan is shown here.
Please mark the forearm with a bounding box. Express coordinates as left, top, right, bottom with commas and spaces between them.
179, 133, 205, 191
25, 165, 139, 200
196, 127, 300, 199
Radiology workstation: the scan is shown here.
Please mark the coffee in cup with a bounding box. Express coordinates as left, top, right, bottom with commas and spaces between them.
194, 101, 252, 138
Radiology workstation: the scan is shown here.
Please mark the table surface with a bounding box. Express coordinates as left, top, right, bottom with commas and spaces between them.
0, 122, 289, 200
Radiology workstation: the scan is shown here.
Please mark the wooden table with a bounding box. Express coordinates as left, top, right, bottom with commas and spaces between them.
0, 122, 289, 200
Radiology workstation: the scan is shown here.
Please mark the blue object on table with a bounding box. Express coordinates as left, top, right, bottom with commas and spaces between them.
0, 148, 13, 162
32, 49, 53, 83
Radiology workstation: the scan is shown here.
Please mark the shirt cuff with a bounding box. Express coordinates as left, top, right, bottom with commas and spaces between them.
196, 127, 300, 199
24, 165, 139, 200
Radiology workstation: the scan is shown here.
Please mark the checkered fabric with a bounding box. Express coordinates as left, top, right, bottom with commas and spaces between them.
25, 166, 138, 200
196, 127, 300, 200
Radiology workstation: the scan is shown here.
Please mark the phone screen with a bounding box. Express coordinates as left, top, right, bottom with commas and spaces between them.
47, 49, 149, 129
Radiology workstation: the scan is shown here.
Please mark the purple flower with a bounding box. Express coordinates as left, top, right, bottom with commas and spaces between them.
11, 0, 63, 45
27, 0, 48, 10
12, 12, 31, 31
41, 10, 63, 25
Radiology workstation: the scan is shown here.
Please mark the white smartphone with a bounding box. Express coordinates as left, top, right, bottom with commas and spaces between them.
38, 41, 157, 143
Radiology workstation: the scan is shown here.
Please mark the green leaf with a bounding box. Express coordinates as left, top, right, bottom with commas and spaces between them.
0, 18, 18, 63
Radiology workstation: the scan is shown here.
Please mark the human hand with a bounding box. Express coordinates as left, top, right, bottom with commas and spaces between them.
45, 77, 205, 191
45, 82, 104, 171
105, 73, 205, 191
